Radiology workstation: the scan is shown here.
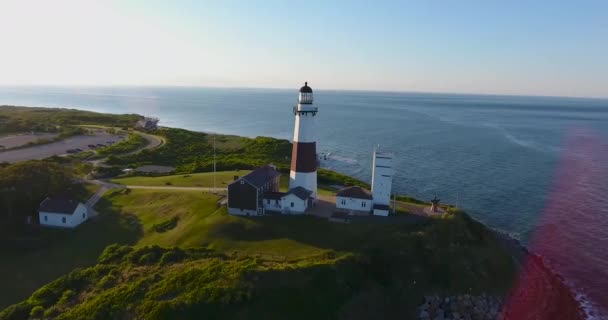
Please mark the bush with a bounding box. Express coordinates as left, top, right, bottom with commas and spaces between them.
160, 248, 187, 265
98, 244, 134, 264
152, 217, 179, 233
29, 306, 44, 318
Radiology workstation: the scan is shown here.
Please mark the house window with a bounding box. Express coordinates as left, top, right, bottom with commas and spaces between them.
267, 199, 270, 204
44, 215, 48, 222
291, 202, 294, 208
362, 201, 366, 208
82, 213, 86, 219
275, 200, 279, 205
62, 217, 66, 224
341, 199, 346, 205
240, 180, 245, 185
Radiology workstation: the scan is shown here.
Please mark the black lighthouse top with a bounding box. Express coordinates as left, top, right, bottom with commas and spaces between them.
299, 82, 313, 93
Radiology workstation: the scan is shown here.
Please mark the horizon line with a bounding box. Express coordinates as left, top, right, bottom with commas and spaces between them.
1, 83, 607, 101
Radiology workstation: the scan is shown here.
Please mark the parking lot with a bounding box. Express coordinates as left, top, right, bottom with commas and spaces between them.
0, 132, 59, 149
0, 130, 123, 163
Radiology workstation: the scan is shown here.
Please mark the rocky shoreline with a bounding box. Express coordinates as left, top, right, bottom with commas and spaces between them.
416, 228, 587, 320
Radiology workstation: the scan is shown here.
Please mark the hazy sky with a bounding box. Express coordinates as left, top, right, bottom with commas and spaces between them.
1, 0, 607, 98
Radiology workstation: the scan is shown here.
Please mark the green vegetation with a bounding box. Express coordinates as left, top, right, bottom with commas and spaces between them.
95, 133, 148, 157
0, 195, 516, 319
0, 106, 141, 134
152, 216, 180, 233
0, 108, 516, 319
105, 128, 292, 173
318, 168, 370, 188
0, 160, 76, 234
111, 170, 249, 188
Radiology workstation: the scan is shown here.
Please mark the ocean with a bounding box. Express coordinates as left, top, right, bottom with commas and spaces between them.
1, 86, 607, 317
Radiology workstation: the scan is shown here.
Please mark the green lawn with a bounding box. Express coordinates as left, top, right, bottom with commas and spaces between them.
1, 188, 516, 319
111, 170, 251, 187
95, 189, 326, 258
111, 170, 338, 196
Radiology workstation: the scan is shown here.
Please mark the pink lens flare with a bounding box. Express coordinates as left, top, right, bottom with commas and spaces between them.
501, 129, 608, 320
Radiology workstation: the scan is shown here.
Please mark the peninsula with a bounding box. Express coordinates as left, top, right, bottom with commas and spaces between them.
0, 104, 584, 320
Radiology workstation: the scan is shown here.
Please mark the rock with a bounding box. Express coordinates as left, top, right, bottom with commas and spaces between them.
420, 310, 429, 319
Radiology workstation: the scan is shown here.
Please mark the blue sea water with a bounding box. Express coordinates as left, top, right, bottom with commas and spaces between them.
2, 86, 608, 315
0, 86, 606, 242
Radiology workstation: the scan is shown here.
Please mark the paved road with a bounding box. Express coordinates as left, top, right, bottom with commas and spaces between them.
85, 185, 111, 217
131, 132, 163, 154
0, 130, 123, 163
0, 132, 58, 149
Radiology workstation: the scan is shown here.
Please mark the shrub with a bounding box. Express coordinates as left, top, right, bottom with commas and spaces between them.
160, 248, 187, 265
98, 244, 134, 264
152, 217, 179, 233
29, 306, 44, 318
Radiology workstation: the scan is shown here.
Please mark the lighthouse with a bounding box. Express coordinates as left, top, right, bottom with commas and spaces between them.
289, 82, 318, 200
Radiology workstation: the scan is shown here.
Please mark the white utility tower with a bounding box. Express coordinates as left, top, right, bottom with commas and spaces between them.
371, 147, 394, 216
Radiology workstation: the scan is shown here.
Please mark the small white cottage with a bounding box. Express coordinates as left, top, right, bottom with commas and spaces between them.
39, 196, 88, 228
336, 186, 373, 215
263, 186, 313, 215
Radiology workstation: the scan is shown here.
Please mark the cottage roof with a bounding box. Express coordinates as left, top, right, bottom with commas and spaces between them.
39, 196, 81, 214
336, 186, 373, 200
241, 165, 280, 188
264, 191, 287, 200
287, 186, 313, 200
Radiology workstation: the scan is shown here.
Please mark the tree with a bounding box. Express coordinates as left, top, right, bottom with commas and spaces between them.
0, 160, 74, 231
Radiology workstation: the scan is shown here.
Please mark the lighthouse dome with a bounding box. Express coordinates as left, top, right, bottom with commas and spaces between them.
299, 82, 313, 93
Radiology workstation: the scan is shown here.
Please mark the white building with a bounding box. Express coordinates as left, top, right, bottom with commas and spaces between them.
263, 186, 312, 215
39, 196, 88, 228
371, 148, 393, 216
289, 82, 318, 200
336, 186, 373, 215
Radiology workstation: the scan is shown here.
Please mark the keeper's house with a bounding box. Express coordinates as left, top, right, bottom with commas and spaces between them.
39, 196, 88, 228
227, 165, 281, 216
335, 186, 373, 215
263, 186, 312, 215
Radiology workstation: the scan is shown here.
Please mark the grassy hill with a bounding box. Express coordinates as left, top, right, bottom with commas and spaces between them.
111, 170, 250, 188
0, 106, 141, 135
111, 171, 339, 195
1, 188, 516, 319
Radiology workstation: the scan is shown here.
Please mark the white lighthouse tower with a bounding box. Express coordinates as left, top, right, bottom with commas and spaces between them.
371, 147, 393, 216
289, 82, 318, 200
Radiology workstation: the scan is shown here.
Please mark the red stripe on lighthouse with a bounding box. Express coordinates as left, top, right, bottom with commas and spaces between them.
291, 142, 317, 173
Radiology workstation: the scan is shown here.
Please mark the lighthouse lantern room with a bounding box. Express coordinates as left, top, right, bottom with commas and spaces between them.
289, 82, 318, 200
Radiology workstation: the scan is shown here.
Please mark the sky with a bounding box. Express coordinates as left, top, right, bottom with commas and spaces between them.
0, 0, 607, 98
